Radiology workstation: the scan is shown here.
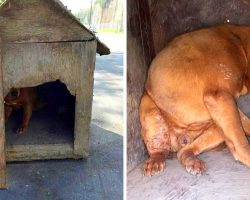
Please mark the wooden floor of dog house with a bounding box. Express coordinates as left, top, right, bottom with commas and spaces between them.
128, 95, 250, 200
127, 149, 250, 200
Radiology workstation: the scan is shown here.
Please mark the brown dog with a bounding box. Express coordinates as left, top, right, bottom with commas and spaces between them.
4, 87, 38, 134
140, 24, 250, 176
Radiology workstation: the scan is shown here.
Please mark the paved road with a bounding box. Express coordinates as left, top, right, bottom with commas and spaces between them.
92, 33, 124, 135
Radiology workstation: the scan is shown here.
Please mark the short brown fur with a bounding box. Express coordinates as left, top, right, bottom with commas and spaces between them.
4, 87, 38, 134
140, 24, 250, 176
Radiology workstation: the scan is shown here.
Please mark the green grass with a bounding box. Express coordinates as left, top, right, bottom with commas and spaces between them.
97, 28, 123, 34
0, 0, 6, 6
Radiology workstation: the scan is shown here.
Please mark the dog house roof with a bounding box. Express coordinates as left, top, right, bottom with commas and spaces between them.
0, 0, 110, 55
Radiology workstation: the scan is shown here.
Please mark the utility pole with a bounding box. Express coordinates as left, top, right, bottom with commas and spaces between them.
89, 0, 93, 28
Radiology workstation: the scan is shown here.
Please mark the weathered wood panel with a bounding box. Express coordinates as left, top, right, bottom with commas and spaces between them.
148, 0, 250, 54
0, 39, 6, 189
2, 41, 95, 161
74, 41, 96, 156
2, 41, 96, 96
0, 0, 93, 42
6, 144, 83, 162
127, 0, 154, 172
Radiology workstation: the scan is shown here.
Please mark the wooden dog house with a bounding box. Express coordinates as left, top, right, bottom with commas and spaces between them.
0, 0, 110, 188
128, 0, 250, 199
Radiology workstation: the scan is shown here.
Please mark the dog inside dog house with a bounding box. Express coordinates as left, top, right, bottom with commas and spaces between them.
0, 0, 110, 188
127, 0, 250, 199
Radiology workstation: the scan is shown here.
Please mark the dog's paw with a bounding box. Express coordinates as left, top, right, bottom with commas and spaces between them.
16, 126, 27, 134
185, 158, 206, 176
143, 158, 165, 176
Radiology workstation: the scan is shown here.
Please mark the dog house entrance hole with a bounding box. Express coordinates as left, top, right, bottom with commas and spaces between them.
5, 80, 75, 147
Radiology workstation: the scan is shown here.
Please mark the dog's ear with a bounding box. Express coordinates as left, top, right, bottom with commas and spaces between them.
8, 88, 20, 98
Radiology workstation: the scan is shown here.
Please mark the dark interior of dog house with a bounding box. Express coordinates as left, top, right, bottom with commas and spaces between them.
127, 0, 250, 199
5, 81, 75, 146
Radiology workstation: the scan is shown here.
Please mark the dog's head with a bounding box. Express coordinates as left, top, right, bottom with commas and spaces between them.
4, 88, 21, 105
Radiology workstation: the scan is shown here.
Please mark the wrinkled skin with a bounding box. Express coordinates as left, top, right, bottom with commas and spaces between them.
4, 87, 38, 134
140, 24, 250, 176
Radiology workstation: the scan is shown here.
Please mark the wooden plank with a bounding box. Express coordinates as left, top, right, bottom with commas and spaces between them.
6, 144, 84, 162
0, 38, 6, 189
2, 42, 86, 96
127, 0, 155, 171
74, 41, 97, 156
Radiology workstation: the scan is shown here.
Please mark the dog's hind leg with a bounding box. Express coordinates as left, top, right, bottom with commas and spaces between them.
17, 103, 33, 134
177, 124, 224, 175
140, 93, 170, 176
204, 91, 250, 167
4, 105, 13, 122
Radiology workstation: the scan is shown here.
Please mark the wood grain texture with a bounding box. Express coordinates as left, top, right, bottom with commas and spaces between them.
127, 0, 155, 172
0, 0, 93, 42
74, 41, 96, 156
0, 39, 6, 189
2, 41, 96, 96
128, 150, 250, 200
0, 0, 110, 55
2, 41, 96, 159
6, 144, 85, 162
148, 0, 250, 54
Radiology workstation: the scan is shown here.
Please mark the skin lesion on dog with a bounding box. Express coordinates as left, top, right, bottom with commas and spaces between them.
4, 87, 40, 134
178, 134, 192, 147
139, 24, 250, 176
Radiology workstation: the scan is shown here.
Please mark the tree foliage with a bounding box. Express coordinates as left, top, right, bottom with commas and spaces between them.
75, 8, 91, 24
95, 0, 112, 9
76, 0, 113, 25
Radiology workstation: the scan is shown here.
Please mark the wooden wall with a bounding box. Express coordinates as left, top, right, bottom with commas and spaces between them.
148, 0, 250, 54
127, 0, 154, 172
0, 38, 6, 188
1, 40, 97, 162
2, 41, 95, 96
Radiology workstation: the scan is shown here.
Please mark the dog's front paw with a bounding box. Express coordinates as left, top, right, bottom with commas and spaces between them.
185, 158, 206, 176
143, 158, 165, 176
16, 126, 27, 134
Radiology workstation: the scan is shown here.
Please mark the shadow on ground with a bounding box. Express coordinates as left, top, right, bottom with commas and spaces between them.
0, 124, 123, 200
92, 52, 124, 134
95, 53, 123, 76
